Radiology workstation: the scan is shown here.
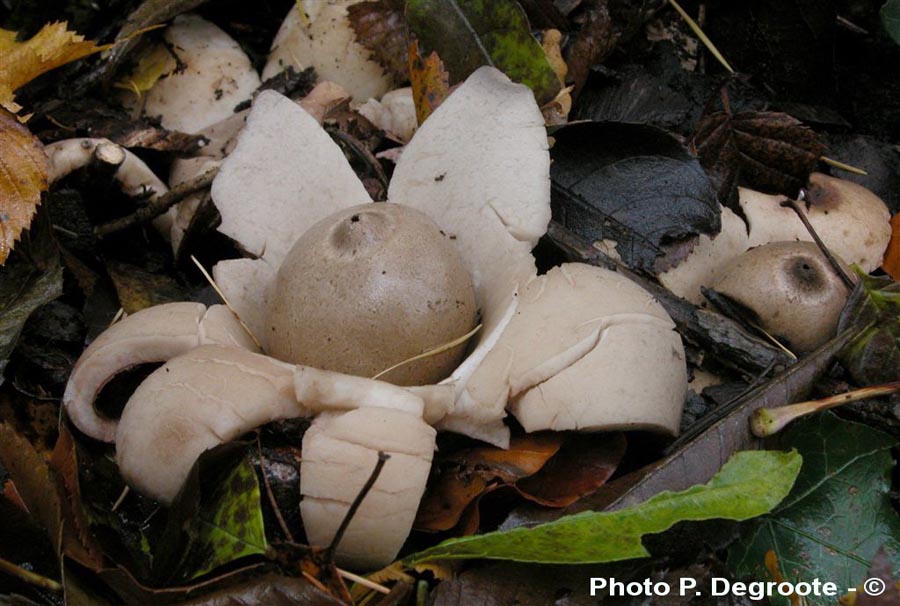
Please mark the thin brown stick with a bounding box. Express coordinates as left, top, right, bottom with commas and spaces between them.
337, 567, 391, 595
329, 129, 389, 199
779, 198, 855, 290
327, 452, 390, 556
95, 167, 218, 236
256, 436, 295, 542
0, 556, 62, 592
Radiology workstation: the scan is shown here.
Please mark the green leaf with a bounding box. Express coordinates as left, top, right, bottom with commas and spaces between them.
837, 273, 900, 384
405, 0, 561, 104
729, 413, 900, 605
191, 456, 268, 578
405, 449, 802, 565
882, 0, 900, 45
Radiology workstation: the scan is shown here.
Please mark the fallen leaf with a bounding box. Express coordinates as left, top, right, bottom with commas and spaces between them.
690, 110, 827, 209
406, 449, 801, 565
855, 548, 900, 606
884, 0, 900, 46
408, 40, 450, 125
415, 433, 564, 532
0, 423, 63, 553
0, 22, 110, 112
838, 273, 900, 385
0, 210, 63, 374
563, 2, 618, 100
406, 0, 561, 104
176, 572, 347, 606
347, 0, 409, 81
540, 29, 567, 84
112, 42, 177, 98
106, 261, 191, 314
881, 214, 900, 280
550, 121, 720, 275
517, 433, 625, 507
0, 107, 48, 264
730, 413, 900, 605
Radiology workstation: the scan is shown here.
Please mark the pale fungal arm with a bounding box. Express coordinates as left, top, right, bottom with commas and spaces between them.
63, 302, 257, 442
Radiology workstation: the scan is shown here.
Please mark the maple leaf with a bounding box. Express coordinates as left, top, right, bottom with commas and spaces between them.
347, 0, 409, 81
408, 39, 450, 125
0, 22, 110, 113
690, 110, 827, 209
0, 107, 48, 265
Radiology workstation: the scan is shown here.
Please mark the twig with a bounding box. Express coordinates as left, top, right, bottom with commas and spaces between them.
95, 167, 218, 236
337, 567, 391, 595
779, 198, 855, 290
836, 15, 869, 35
256, 436, 295, 542
667, 0, 734, 73
111, 485, 130, 512
820, 155, 868, 176
0, 556, 62, 592
327, 452, 390, 556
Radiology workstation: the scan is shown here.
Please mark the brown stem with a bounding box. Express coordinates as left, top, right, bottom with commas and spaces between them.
328, 128, 389, 200
779, 197, 855, 290
95, 167, 218, 236
327, 451, 390, 556
0, 556, 62, 592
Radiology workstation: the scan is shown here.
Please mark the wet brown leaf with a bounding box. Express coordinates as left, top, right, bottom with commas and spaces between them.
517, 433, 625, 507
106, 261, 189, 314
415, 433, 563, 532
854, 548, 900, 606
348, 0, 409, 81
0, 422, 62, 553
408, 39, 450, 125
564, 2, 618, 100
690, 110, 827, 208
0, 107, 48, 264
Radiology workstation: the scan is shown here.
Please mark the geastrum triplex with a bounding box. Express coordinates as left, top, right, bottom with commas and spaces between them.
61, 12, 689, 570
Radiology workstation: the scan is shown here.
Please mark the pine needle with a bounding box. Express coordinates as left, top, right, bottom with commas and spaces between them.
190, 255, 262, 349
371, 324, 482, 380
667, 0, 735, 74
820, 155, 868, 176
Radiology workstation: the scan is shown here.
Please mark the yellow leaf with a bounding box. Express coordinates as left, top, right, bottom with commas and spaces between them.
882, 213, 900, 280
113, 42, 177, 97
408, 39, 450, 126
0, 21, 111, 112
0, 107, 48, 264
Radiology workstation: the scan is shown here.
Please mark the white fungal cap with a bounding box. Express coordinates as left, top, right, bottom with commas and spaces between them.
116, 345, 299, 503
263, 1, 393, 102
658, 205, 750, 304
504, 264, 687, 434
300, 407, 435, 569
141, 15, 260, 134
357, 87, 418, 143
389, 66, 552, 446
740, 174, 891, 273
63, 302, 258, 442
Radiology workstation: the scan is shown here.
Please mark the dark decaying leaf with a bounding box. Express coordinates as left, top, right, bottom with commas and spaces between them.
405, 0, 561, 104
348, 0, 410, 81
0, 211, 63, 379
858, 549, 900, 606
175, 572, 347, 606
563, 1, 618, 99
690, 110, 826, 209
110, 127, 206, 154
106, 260, 191, 314
550, 121, 720, 275
885, 0, 900, 46
7, 300, 83, 398
729, 413, 900, 603
0, 423, 63, 553
838, 274, 900, 385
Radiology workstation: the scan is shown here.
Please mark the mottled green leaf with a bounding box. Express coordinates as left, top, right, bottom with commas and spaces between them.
405, 449, 801, 565
882, 0, 900, 45
729, 413, 900, 606
838, 273, 900, 384
405, 0, 561, 104
191, 456, 268, 578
